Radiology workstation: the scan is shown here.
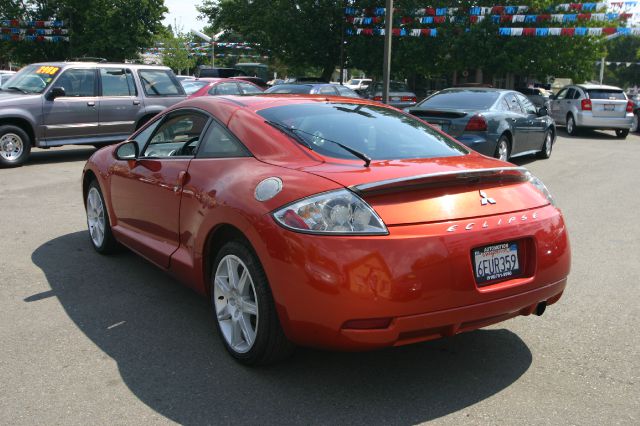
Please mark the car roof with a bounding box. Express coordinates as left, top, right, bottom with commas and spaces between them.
574, 83, 623, 91
29, 62, 172, 70
440, 87, 511, 94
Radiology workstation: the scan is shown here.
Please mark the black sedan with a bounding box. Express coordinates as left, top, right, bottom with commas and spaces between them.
405, 88, 556, 161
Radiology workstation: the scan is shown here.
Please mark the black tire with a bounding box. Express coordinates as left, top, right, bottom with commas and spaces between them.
537, 130, 553, 159
211, 240, 294, 365
566, 115, 578, 136
0, 124, 31, 168
615, 129, 629, 139
494, 135, 510, 161
85, 180, 119, 254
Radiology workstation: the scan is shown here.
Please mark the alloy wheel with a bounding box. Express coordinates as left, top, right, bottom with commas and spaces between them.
545, 133, 552, 156
567, 117, 574, 134
86, 187, 106, 247
214, 255, 259, 354
0, 133, 24, 161
498, 140, 509, 161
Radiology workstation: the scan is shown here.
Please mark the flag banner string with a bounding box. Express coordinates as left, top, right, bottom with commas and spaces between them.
1, 34, 68, 42
347, 12, 631, 25
0, 19, 65, 28
347, 26, 640, 37
345, 2, 637, 16
1, 28, 68, 35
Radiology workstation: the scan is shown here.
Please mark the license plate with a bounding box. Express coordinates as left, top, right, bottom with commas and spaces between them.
391, 96, 400, 101
472, 242, 521, 285
604, 104, 615, 111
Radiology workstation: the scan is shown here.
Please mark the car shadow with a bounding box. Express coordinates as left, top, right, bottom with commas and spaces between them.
31, 231, 533, 425
555, 127, 620, 140
25, 147, 97, 166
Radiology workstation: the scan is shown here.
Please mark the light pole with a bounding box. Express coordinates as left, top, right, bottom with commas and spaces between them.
191, 29, 225, 68
600, 32, 622, 85
382, 0, 393, 103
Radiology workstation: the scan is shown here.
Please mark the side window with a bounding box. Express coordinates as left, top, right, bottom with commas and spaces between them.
516, 93, 537, 114
555, 88, 568, 100
54, 68, 96, 97
138, 70, 183, 96
505, 93, 523, 113
141, 112, 209, 158
212, 82, 241, 95
566, 88, 576, 100
197, 121, 250, 158
100, 68, 137, 96
572, 89, 583, 99
238, 82, 262, 94
131, 118, 161, 151
498, 98, 510, 111
318, 85, 338, 95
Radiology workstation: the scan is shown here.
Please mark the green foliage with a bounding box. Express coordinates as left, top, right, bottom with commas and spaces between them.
159, 33, 197, 74
0, 0, 168, 65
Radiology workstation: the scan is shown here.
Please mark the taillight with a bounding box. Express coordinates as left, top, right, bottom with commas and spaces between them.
581, 99, 592, 111
465, 114, 488, 131
401, 96, 417, 103
627, 100, 634, 113
372, 96, 382, 101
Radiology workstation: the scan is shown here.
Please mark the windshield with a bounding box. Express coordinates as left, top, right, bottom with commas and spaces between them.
257, 102, 467, 161
0, 64, 61, 93
587, 89, 625, 100
265, 85, 312, 94
418, 90, 500, 110
181, 80, 208, 95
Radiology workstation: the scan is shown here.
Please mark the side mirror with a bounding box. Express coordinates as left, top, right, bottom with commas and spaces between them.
538, 106, 549, 117
115, 141, 139, 160
548, 94, 556, 100
46, 86, 66, 100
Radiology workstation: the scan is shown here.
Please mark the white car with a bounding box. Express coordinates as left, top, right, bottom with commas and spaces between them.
345, 78, 372, 91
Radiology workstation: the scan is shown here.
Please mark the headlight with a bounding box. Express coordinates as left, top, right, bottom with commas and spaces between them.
525, 171, 556, 206
272, 189, 388, 235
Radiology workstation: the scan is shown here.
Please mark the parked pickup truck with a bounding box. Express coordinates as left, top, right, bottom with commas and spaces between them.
0, 62, 186, 167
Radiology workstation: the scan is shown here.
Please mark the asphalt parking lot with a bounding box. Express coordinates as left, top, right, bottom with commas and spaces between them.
1, 130, 639, 425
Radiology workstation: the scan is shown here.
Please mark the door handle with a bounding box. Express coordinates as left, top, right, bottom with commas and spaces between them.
87, 101, 95, 107
174, 171, 189, 193
133, 100, 140, 105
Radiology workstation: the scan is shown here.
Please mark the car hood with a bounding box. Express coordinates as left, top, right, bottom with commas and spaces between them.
297, 154, 549, 225
0, 91, 41, 106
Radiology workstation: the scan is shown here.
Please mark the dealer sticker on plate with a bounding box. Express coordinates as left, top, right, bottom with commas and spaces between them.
473, 242, 520, 285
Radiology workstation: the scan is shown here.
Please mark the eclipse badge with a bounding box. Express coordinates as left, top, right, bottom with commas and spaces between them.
480, 190, 496, 206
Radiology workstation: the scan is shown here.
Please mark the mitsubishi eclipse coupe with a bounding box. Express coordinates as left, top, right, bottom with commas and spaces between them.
82, 95, 571, 365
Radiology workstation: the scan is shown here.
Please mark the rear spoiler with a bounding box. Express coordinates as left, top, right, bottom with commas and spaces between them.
350, 167, 529, 196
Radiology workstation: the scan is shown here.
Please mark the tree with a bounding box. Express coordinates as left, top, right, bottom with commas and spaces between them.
0, 0, 168, 65
159, 33, 197, 75
198, 0, 344, 81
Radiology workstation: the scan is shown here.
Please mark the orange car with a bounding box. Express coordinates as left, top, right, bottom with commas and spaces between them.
82, 95, 571, 365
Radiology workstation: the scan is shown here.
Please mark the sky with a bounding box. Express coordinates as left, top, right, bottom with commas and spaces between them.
163, 0, 206, 33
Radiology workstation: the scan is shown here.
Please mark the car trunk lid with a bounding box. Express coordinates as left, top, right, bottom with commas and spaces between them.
587, 89, 628, 118
301, 157, 550, 226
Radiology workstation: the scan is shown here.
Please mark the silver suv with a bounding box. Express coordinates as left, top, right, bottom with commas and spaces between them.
0, 62, 186, 167
549, 84, 633, 139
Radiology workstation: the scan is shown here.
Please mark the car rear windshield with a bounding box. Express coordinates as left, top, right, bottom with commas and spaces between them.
587, 89, 626, 100
265, 85, 313, 94
257, 102, 467, 161
419, 90, 500, 110
138, 70, 183, 96
371, 82, 409, 92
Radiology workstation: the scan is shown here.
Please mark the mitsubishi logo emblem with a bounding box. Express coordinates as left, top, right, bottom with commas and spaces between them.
480, 190, 496, 206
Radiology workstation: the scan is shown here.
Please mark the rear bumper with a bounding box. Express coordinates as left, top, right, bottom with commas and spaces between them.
456, 133, 498, 156
252, 204, 571, 350
575, 112, 634, 130
341, 278, 565, 347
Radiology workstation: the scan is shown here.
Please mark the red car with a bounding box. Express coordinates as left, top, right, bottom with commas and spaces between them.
181, 77, 263, 98
82, 95, 571, 365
